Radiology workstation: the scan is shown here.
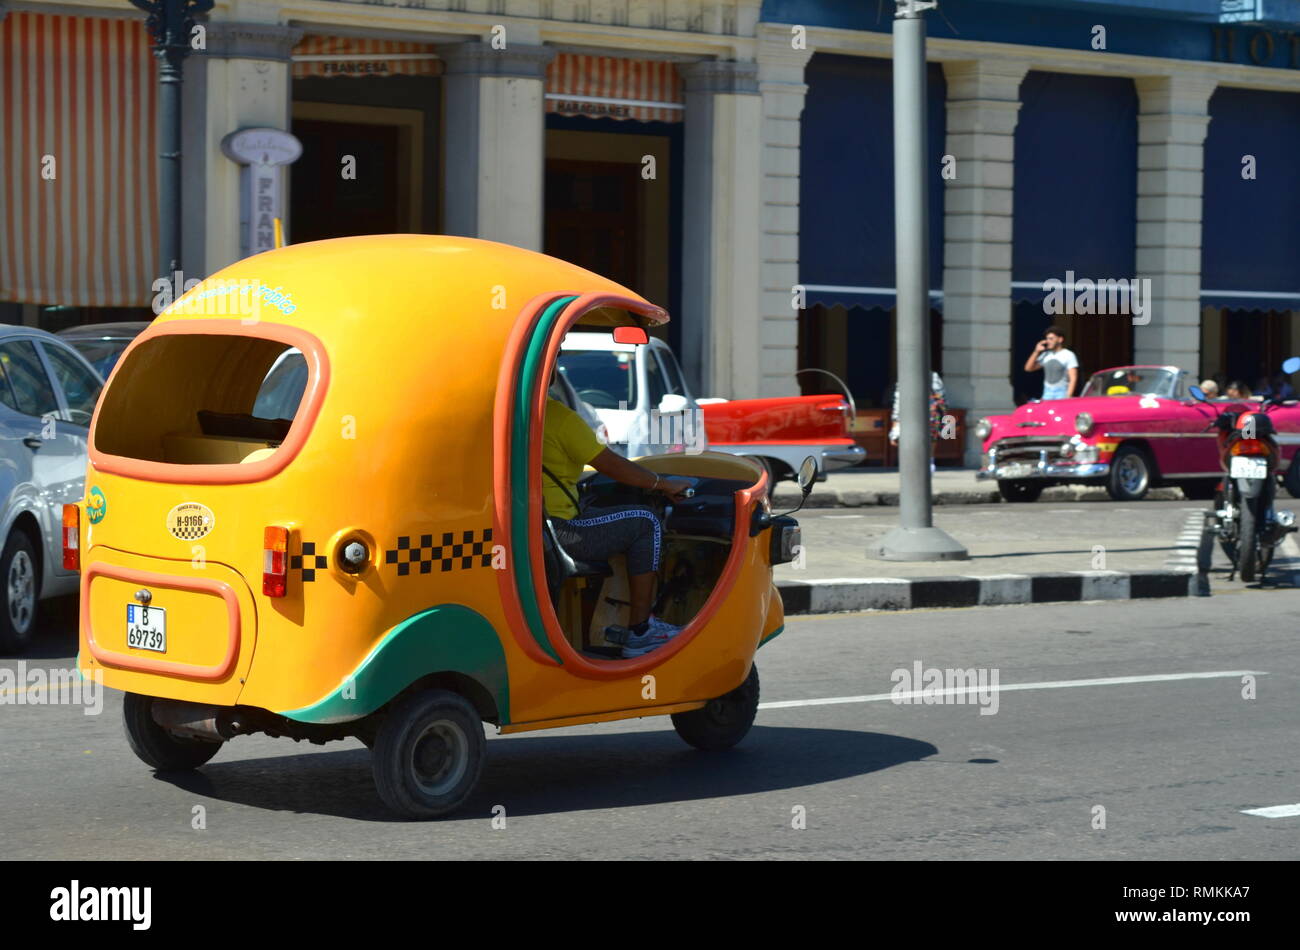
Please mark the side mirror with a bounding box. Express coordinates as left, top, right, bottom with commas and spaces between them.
797, 455, 817, 496
1188, 385, 1207, 403
1283, 357, 1300, 375
658, 393, 688, 414
760, 455, 820, 525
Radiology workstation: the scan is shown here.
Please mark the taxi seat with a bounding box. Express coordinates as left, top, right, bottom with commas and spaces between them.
542, 517, 612, 600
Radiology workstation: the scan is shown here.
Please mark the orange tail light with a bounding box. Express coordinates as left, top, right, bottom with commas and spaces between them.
263, 526, 289, 597
1230, 439, 1270, 457
61, 504, 79, 570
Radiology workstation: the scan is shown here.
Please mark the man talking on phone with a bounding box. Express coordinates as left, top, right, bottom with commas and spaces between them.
1024, 326, 1078, 400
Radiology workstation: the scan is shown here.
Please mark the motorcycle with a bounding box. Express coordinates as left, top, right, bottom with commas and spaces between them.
1189, 356, 1300, 583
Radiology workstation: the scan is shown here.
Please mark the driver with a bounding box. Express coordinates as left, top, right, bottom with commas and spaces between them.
543, 381, 693, 655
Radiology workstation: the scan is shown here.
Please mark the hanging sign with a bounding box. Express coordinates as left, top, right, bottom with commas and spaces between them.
221, 128, 303, 259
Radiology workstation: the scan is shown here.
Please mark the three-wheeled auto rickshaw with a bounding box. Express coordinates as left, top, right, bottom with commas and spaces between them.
72, 235, 803, 818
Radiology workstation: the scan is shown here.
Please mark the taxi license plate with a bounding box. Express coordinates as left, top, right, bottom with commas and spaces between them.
126, 604, 167, 653
1230, 456, 1268, 480
1000, 463, 1036, 479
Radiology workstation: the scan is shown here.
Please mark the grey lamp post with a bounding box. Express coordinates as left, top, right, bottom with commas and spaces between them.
870, 0, 968, 561
129, 0, 214, 286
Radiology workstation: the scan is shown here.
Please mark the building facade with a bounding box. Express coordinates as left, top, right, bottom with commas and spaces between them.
2, 0, 1299, 462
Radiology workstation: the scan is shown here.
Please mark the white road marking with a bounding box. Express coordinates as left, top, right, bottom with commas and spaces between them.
1241, 803, 1300, 818
758, 670, 1265, 710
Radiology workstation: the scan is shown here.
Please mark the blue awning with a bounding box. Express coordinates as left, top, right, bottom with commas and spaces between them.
1012, 71, 1138, 302
799, 54, 946, 311
1010, 278, 1144, 310
1201, 86, 1300, 313
800, 286, 943, 311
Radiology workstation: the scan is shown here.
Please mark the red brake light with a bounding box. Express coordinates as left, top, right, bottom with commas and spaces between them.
1230, 439, 1270, 457
263, 526, 288, 597
612, 326, 649, 345
62, 504, 79, 570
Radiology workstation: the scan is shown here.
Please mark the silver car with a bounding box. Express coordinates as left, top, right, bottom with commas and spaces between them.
57, 320, 151, 379
0, 327, 104, 653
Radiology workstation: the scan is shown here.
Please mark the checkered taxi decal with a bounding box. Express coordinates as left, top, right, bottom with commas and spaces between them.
385, 529, 495, 576
291, 542, 330, 582
290, 530, 495, 582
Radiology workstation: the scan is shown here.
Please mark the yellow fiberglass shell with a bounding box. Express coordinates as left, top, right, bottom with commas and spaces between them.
75, 234, 782, 730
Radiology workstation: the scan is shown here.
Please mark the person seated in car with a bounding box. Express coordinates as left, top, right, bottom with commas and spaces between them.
543, 375, 693, 654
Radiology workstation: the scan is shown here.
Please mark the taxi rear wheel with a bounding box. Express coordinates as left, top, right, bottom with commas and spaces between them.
372, 689, 484, 819
122, 693, 222, 771
671, 664, 760, 751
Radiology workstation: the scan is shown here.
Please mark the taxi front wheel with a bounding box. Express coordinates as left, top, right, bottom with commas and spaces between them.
372, 689, 485, 819
671, 665, 760, 751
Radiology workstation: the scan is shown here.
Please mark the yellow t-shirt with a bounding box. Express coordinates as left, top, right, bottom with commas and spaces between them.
542, 398, 604, 519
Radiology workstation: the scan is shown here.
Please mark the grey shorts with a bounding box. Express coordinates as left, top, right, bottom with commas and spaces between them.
551, 505, 663, 576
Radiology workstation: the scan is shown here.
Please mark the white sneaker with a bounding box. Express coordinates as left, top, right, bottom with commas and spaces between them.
646, 616, 684, 637
620, 617, 683, 657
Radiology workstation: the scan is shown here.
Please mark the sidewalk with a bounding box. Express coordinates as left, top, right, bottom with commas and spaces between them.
772, 503, 1202, 614
770, 466, 1186, 508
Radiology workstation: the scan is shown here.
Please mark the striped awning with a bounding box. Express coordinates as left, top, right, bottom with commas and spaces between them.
1, 13, 158, 307
546, 54, 684, 123
292, 34, 442, 79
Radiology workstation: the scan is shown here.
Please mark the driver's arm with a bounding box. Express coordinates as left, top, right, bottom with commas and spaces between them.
589, 448, 691, 501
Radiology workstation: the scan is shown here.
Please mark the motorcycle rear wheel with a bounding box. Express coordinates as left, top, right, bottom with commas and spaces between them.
1238, 500, 1259, 582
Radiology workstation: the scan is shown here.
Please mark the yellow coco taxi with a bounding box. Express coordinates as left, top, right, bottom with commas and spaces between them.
71, 234, 806, 819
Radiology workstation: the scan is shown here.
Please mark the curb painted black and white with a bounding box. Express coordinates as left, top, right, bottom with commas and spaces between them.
776, 569, 1197, 615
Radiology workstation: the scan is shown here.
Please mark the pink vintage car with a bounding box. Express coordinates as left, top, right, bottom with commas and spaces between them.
974, 365, 1300, 502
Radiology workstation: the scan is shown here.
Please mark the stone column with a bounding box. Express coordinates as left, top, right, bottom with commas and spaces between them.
438, 41, 554, 251
1133, 75, 1217, 370
681, 60, 763, 399
756, 26, 812, 398
184, 22, 302, 278
940, 59, 1028, 465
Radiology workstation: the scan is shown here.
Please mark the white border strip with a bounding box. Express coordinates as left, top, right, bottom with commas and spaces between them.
293, 53, 441, 62
544, 93, 685, 111
802, 284, 943, 298
1202, 289, 1300, 300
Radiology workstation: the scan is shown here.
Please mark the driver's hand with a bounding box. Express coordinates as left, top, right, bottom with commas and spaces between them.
657, 476, 693, 501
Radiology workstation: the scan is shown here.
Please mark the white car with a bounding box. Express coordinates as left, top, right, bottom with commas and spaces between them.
557, 332, 706, 458
0, 327, 106, 652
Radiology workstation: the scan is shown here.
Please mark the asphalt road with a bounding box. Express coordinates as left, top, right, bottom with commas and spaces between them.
4, 589, 1298, 860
